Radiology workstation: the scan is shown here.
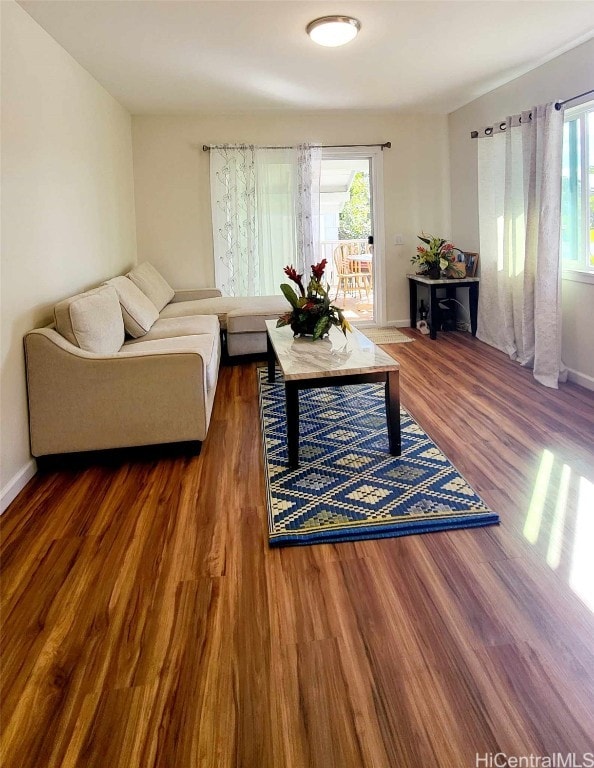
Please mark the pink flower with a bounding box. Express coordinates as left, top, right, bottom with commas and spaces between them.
283, 265, 305, 296
311, 259, 327, 281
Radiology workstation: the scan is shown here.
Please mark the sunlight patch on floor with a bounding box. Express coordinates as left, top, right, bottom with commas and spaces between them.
546, 463, 570, 569
523, 448, 554, 544
570, 477, 594, 613
525, 450, 594, 614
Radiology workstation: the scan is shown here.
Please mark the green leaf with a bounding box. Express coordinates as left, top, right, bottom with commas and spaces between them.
313, 315, 331, 341
280, 283, 300, 308
418, 236, 431, 245
309, 279, 326, 298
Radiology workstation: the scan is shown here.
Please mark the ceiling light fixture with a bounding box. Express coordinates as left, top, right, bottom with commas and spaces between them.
306, 16, 361, 47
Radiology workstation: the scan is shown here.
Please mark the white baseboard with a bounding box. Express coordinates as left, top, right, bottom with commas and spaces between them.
567, 368, 594, 392
1, 460, 37, 515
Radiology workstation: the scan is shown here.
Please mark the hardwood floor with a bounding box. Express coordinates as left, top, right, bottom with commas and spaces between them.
2, 330, 594, 768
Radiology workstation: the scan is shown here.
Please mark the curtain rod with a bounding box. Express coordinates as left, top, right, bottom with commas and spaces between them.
555, 87, 594, 110
470, 87, 594, 138
202, 141, 391, 151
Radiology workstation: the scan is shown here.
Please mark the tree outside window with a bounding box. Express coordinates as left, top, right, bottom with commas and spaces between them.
338, 172, 371, 240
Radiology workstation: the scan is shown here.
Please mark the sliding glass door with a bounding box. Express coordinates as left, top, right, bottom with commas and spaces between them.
319, 147, 384, 326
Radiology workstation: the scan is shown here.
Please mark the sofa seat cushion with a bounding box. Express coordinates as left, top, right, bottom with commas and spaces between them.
104, 276, 159, 338
159, 295, 287, 330
127, 262, 175, 312
121, 334, 219, 391
54, 285, 124, 353
158, 297, 241, 328
123, 315, 219, 345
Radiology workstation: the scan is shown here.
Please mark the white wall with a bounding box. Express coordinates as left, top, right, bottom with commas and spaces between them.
131, 112, 451, 323
449, 38, 594, 388
1, 1, 137, 510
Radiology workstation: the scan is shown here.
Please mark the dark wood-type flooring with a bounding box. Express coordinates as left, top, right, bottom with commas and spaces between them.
2, 330, 594, 767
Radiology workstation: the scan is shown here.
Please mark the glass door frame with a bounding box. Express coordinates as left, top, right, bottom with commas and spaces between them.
320, 145, 386, 327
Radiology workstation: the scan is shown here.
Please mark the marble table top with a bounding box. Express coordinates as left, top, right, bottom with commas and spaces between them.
265, 320, 399, 381
407, 273, 479, 285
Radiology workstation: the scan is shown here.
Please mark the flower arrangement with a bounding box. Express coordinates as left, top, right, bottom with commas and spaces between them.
411, 233, 465, 278
277, 259, 352, 340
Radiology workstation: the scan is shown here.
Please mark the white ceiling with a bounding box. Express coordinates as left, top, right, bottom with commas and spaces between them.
321, 158, 368, 193
320, 158, 368, 212
18, 1, 594, 114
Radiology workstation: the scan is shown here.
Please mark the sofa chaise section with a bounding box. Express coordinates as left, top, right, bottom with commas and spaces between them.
159, 293, 287, 356
125, 262, 287, 356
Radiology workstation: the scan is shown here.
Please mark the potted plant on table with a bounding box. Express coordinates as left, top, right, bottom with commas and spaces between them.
277, 259, 351, 340
411, 233, 465, 279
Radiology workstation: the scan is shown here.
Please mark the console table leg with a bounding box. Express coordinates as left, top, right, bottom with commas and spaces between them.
429, 285, 438, 340
267, 333, 276, 382
409, 279, 417, 329
385, 371, 401, 456
469, 283, 479, 336
285, 383, 299, 468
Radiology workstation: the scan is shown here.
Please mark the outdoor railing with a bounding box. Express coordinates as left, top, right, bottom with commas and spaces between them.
320, 239, 368, 285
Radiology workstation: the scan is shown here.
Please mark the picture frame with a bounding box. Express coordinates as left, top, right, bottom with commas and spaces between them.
463, 252, 479, 277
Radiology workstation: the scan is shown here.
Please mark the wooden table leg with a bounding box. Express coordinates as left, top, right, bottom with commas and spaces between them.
267, 332, 276, 382
469, 283, 479, 336
285, 382, 299, 468
409, 278, 417, 329
429, 285, 438, 340
385, 371, 401, 456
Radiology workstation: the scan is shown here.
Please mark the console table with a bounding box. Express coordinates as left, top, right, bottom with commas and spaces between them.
407, 274, 479, 340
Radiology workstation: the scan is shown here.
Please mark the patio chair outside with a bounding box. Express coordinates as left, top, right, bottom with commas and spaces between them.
333, 244, 370, 300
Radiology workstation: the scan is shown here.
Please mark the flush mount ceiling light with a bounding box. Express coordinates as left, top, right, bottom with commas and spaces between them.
306, 15, 361, 47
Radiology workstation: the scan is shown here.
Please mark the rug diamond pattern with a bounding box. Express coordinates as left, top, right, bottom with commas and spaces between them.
258, 369, 498, 546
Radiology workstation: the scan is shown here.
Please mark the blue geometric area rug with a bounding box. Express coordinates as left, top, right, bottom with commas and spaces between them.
258, 369, 499, 548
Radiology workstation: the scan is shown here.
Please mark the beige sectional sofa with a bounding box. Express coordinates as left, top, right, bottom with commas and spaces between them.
25, 262, 287, 457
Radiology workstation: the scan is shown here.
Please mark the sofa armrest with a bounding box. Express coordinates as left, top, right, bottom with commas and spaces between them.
24, 328, 212, 456
171, 288, 222, 302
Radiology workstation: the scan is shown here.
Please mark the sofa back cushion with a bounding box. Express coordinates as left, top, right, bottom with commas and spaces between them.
104, 276, 159, 338
54, 285, 125, 353
127, 262, 174, 312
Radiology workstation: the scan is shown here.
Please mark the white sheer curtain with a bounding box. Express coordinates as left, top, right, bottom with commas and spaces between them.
477, 102, 567, 388
296, 143, 322, 274
210, 143, 321, 297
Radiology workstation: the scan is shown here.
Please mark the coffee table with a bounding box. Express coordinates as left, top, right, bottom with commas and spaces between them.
265, 320, 401, 468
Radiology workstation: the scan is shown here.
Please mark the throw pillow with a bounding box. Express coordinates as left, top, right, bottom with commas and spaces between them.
127, 262, 175, 312
54, 285, 125, 353
104, 276, 159, 337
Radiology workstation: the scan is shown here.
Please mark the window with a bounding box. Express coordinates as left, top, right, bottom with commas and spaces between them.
561, 101, 594, 276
